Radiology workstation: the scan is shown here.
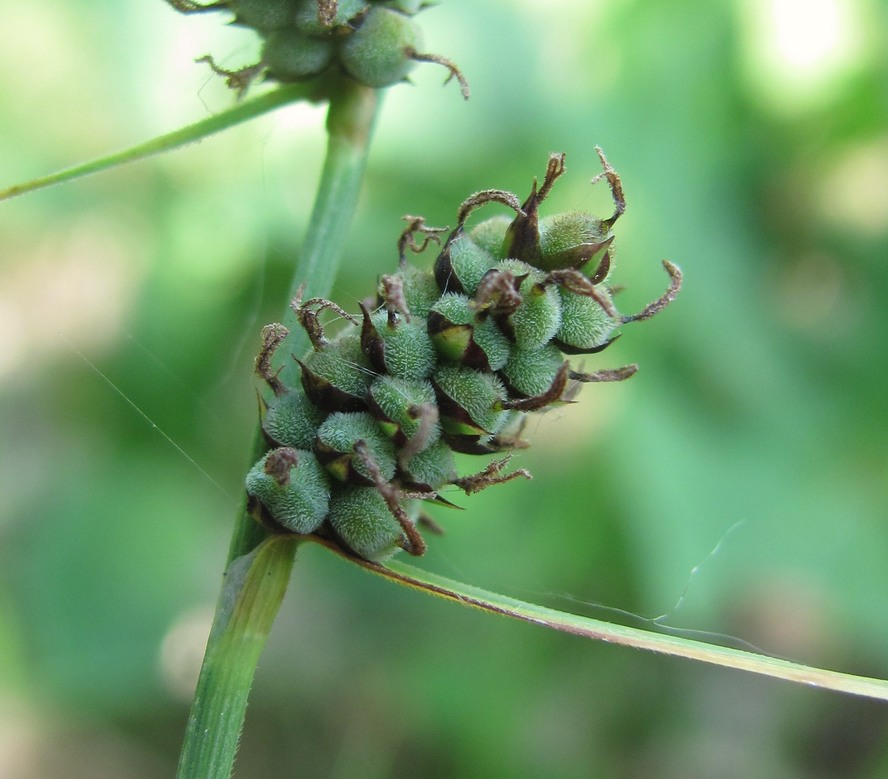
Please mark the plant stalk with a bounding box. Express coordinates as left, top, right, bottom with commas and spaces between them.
176, 81, 381, 779
176, 536, 299, 779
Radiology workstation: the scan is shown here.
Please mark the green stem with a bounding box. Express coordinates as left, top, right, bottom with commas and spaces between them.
285, 81, 381, 307
226, 81, 381, 565
0, 84, 314, 201
176, 536, 300, 779
177, 80, 381, 779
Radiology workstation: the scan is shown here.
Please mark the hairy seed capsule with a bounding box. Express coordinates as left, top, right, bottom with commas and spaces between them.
263, 28, 335, 81
299, 332, 374, 412
468, 215, 512, 260
434, 232, 497, 296
400, 438, 458, 490
384, 265, 440, 318
554, 287, 618, 353
315, 411, 398, 484
433, 364, 508, 446
361, 308, 436, 380
427, 293, 510, 371
367, 375, 439, 449
492, 260, 562, 349
501, 343, 565, 398
230, 0, 300, 30
328, 485, 408, 562
245, 448, 331, 533
339, 6, 421, 88
262, 388, 326, 449
293, 0, 368, 34
538, 211, 613, 272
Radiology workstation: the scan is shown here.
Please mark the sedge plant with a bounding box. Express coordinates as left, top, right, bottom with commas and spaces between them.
3, 2, 888, 777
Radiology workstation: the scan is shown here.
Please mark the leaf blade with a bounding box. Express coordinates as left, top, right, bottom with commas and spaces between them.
0, 84, 313, 201
368, 558, 888, 702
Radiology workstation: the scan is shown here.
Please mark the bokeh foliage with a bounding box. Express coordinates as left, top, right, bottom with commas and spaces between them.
1, 0, 887, 776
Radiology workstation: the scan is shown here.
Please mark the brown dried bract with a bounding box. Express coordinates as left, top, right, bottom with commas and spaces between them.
255, 323, 290, 396
454, 456, 532, 495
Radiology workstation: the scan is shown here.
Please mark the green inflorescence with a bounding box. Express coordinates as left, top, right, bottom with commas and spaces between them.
165, 0, 469, 98
247, 149, 682, 561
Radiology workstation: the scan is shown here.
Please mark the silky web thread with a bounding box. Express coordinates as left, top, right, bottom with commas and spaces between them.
466, 519, 766, 655
64, 335, 238, 504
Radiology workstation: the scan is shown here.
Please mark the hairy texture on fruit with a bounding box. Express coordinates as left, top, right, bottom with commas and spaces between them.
246, 448, 331, 533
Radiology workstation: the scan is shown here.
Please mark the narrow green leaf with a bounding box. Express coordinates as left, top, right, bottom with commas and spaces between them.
324, 548, 888, 702
0, 84, 313, 201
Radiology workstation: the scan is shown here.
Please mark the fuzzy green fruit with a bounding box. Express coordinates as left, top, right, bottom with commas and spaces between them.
262, 27, 335, 81
400, 438, 457, 490
433, 364, 508, 442
340, 6, 421, 88
554, 287, 618, 353
493, 260, 562, 350
502, 343, 565, 398
367, 375, 440, 450
362, 308, 436, 380
434, 232, 496, 296
538, 211, 613, 272
428, 292, 510, 371
245, 448, 331, 533
385, 265, 440, 318
293, 0, 368, 34
299, 331, 374, 411
230, 0, 300, 30
315, 411, 398, 484
328, 485, 407, 561
262, 388, 326, 449
469, 215, 511, 260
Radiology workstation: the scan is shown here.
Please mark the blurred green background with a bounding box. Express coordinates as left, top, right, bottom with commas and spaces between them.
2, 0, 888, 776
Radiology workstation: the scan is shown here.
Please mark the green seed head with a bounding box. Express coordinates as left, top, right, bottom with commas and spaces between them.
433, 364, 508, 446
434, 232, 497, 296
262, 388, 327, 449
367, 375, 440, 450
502, 343, 565, 398
339, 6, 421, 88
299, 331, 374, 412
554, 287, 618, 353
293, 0, 368, 34
328, 485, 407, 562
315, 411, 398, 484
262, 28, 335, 81
468, 215, 512, 261
362, 308, 436, 380
246, 150, 679, 561
427, 293, 510, 371
400, 438, 457, 490
538, 211, 613, 272
245, 448, 331, 534
229, 0, 300, 30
